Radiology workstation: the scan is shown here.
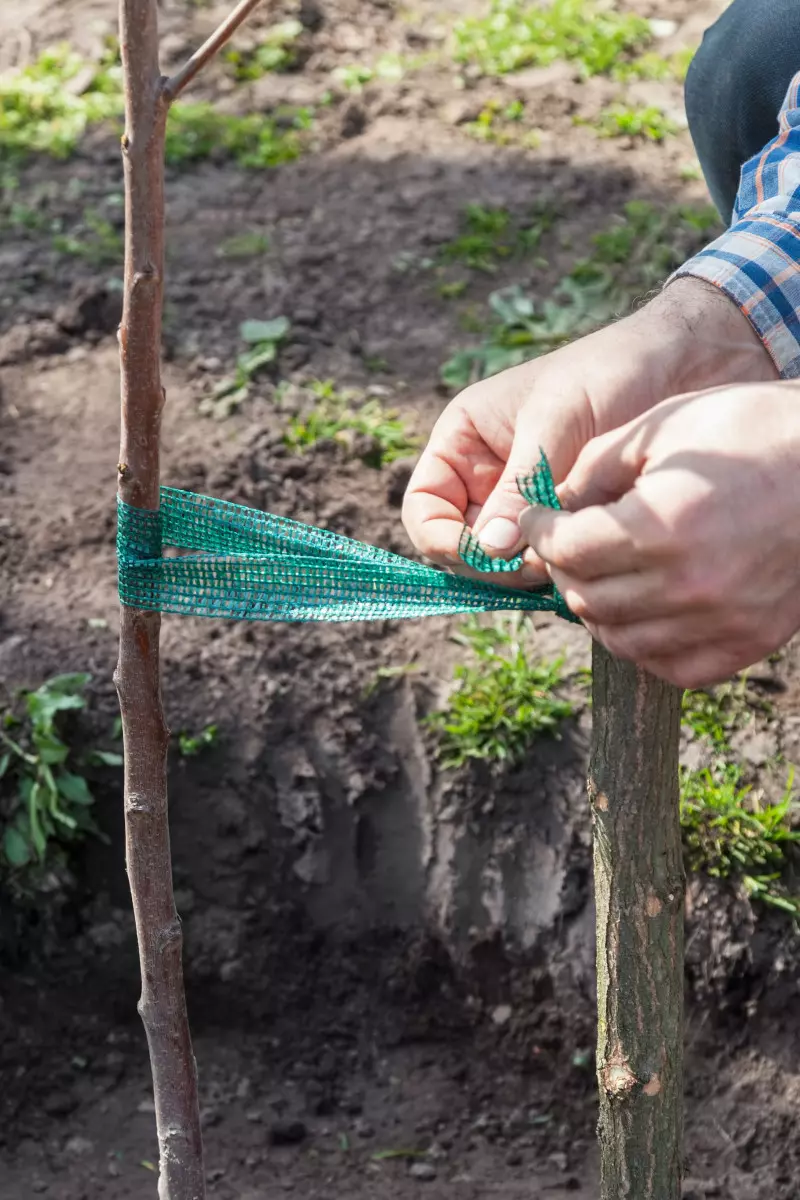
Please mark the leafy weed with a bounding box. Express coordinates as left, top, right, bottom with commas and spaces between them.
165, 103, 312, 167
441, 200, 721, 387
452, 0, 652, 79
284, 379, 419, 467
225, 20, 304, 79
681, 765, 800, 914
426, 618, 573, 769
0, 674, 121, 880
52, 208, 123, 266
177, 724, 219, 758
590, 103, 678, 142
216, 230, 271, 258
202, 317, 291, 418
0, 44, 122, 160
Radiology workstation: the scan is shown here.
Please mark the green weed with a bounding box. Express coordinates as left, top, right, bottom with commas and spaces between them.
438, 203, 553, 273
453, 0, 651, 79
52, 208, 123, 266
0, 674, 121, 878
681, 681, 755, 757
590, 103, 677, 142
0, 45, 122, 159
165, 103, 312, 167
613, 46, 695, 84
333, 53, 407, 92
426, 618, 573, 769
441, 200, 721, 388
202, 317, 291, 418
216, 230, 271, 258
225, 20, 304, 79
284, 379, 419, 467
464, 98, 540, 147
681, 766, 800, 914
177, 724, 219, 757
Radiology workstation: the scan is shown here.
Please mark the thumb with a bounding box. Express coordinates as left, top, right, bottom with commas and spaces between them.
558, 421, 646, 512
472, 393, 589, 557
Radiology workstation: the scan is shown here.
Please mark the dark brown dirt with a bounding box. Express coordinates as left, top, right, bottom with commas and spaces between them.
2, 1, 800, 1198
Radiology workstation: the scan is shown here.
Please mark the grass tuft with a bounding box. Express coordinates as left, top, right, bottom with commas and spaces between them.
590, 103, 678, 142
426, 618, 574, 769
283, 380, 419, 468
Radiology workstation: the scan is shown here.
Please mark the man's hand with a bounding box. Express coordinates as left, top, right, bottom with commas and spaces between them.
403, 278, 775, 584
520, 382, 800, 688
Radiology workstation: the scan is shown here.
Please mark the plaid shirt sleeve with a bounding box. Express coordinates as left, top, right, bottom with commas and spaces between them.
674, 72, 800, 379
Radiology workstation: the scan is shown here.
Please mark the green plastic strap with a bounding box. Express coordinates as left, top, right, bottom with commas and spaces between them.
117, 452, 577, 625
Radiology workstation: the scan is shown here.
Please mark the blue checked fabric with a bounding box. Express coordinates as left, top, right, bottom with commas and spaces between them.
676, 73, 800, 378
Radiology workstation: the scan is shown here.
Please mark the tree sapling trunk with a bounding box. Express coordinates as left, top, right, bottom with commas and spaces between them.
589, 643, 685, 1199
114, 2, 263, 1196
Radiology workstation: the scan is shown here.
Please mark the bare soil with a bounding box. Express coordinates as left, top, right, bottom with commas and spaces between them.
2, 1, 800, 1198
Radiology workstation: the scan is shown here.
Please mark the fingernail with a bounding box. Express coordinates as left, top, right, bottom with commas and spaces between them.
478, 518, 520, 552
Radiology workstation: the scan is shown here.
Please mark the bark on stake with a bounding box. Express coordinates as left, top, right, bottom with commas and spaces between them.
589, 644, 684, 1200
115, 3, 262, 1196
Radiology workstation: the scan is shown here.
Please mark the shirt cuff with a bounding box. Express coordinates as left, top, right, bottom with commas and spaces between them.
672, 204, 800, 380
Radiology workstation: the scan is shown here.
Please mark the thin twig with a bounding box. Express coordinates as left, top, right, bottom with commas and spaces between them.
163, 0, 264, 101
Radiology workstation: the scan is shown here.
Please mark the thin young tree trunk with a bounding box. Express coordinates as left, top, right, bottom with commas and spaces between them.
114, 4, 205, 1198
589, 643, 684, 1200
114, 2, 263, 1195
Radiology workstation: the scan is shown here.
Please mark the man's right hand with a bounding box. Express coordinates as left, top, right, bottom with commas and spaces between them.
402, 277, 776, 584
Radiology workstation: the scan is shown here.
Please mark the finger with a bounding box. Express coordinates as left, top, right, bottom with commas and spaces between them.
558, 421, 646, 512
471, 387, 592, 559
590, 615, 715, 665
403, 404, 507, 564
520, 504, 640, 580
639, 644, 750, 690
549, 566, 681, 626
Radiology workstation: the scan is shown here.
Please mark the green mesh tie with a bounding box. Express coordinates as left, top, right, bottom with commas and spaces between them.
117, 452, 577, 624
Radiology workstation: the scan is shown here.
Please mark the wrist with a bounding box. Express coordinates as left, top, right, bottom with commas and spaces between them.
647, 277, 779, 393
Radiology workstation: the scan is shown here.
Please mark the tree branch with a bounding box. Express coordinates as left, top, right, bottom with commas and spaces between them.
163, 0, 264, 101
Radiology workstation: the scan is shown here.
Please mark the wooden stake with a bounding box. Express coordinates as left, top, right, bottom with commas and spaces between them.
115, 2, 262, 1195
589, 644, 685, 1199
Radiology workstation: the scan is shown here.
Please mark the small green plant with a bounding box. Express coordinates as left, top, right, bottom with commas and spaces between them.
0, 45, 123, 160
438, 203, 554, 274
681, 765, 800, 914
453, 0, 651, 79
0, 674, 121, 876
202, 316, 290, 417
441, 201, 721, 387
177, 724, 219, 758
463, 98, 540, 147
284, 379, 419, 467
426, 618, 573, 768
225, 20, 304, 79
613, 46, 695, 84
216, 230, 270, 258
333, 53, 406, 92
682, 681, 756, 757
590, 103, 678, 142
165, 103, 312, 167
52, 208, 124, 265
